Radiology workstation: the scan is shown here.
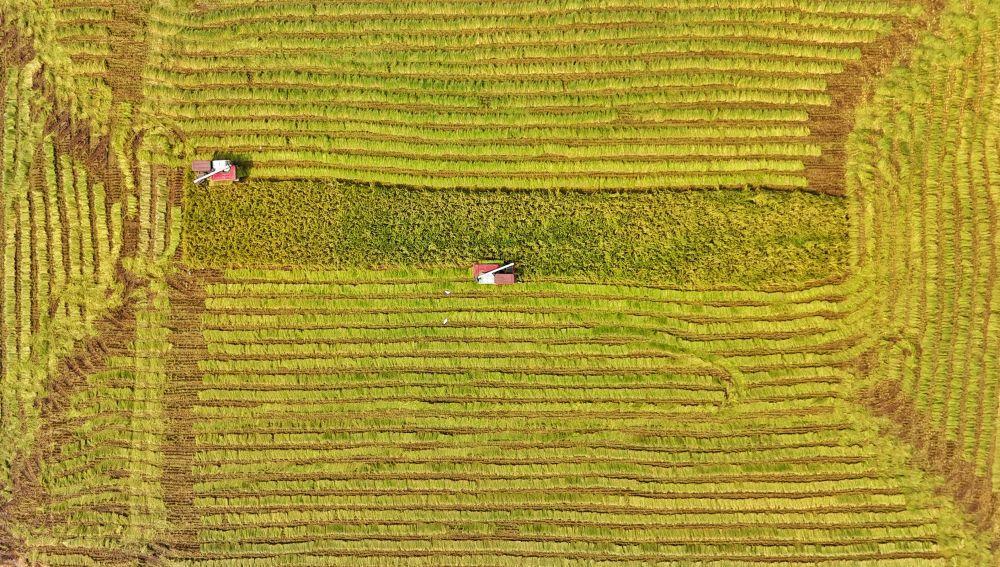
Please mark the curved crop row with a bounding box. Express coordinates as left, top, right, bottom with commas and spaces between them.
0, 55, 123, 499
143, 0, 921, 193
846, 0, 1000, 536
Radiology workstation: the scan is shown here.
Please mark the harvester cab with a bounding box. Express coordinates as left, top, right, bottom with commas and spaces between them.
473, 262, 516, 285
192, 159, 238, 184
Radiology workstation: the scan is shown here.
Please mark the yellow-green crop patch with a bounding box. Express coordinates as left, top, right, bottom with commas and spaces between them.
3, 0, 1000, 564
183, 182, 848, 287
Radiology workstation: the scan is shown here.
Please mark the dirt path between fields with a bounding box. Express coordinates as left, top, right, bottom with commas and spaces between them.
858, 375, 995, 542
805, 0, 945, 196
158, 270, 217, 560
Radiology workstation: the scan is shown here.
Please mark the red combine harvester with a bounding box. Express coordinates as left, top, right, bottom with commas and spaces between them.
473, 262, 516, 285
191, 160, 238, 184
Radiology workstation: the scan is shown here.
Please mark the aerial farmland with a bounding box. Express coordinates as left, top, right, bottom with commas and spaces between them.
0, 0, 998, 565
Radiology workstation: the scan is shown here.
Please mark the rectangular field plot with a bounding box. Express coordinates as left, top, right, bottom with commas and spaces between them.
143, 0, 923, 193
182, 182, 849, 288
163, 268, 986, 565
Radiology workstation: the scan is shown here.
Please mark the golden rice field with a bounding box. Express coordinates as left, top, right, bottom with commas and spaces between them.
0, 0, 999, 565
141, 0, 923, 193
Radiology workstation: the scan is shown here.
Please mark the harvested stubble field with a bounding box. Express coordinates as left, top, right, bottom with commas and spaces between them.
1, 0, 1000, 565
142, 0, 924, 193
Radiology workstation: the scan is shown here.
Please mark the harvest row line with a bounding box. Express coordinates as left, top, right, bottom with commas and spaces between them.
167, 23, 884, 46
149, 87, 834, 109
846, 4, 1000, 488
0, 60, 121, 498
214, 269, 857, 300
195, 0, 916, 17
164, 38, 863, 62
153, 56, 850, 77
184, 5, 897, 30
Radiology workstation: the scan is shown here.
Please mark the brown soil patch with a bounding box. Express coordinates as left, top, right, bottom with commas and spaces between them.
0, 17, 34, 69
804, 0, 946, 196
154, 269, 218, 560
858, 374, 996, 543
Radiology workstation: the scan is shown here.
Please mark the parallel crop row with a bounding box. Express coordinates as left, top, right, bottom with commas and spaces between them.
847, 2, 1000, 531
26, 279, 171, 566
0, 57, 123, 499
143, 0, 919, 192
173, 268, 988, 565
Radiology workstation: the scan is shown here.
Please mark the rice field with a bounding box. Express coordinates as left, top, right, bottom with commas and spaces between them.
2, 0, 1000, 565
847, 3, 1000, 531
16, 268, 993, 565
174, 270, 959, 565
0, 51, 123, 501
142, 0, 925, 193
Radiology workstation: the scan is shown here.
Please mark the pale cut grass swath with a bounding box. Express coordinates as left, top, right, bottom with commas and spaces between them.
0, 58, 122, 500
